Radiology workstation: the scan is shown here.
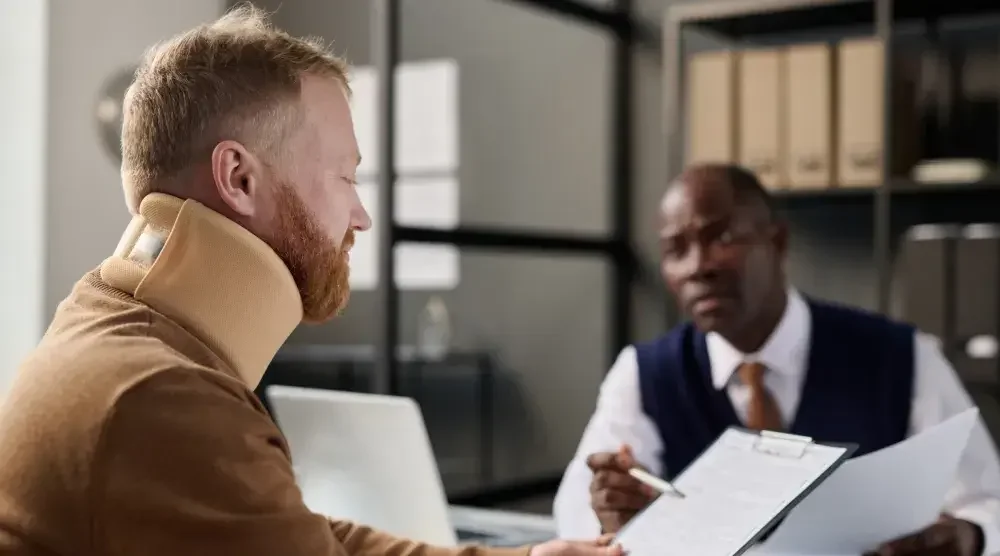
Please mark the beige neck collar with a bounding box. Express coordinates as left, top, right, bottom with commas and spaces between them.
100, 193, 302, 389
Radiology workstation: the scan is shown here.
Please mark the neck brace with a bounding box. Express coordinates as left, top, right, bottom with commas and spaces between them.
100, 193, 302, 389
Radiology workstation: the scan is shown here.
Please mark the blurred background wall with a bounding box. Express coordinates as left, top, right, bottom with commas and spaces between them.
0, 0, 882, 503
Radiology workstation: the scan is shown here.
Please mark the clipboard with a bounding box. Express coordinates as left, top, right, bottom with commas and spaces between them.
614, 427, 857, 556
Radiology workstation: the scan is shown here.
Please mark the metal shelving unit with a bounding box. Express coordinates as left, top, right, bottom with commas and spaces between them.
664, 0, 1000, 317
370, 0, 639, 505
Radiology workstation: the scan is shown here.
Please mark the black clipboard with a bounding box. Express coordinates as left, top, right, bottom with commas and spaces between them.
614, 428, 858, 556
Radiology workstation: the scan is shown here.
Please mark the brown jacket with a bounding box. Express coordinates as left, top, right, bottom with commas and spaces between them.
0, 194, 529, 556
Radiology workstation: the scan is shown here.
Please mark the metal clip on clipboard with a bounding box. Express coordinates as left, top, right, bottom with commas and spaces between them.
752, 430, 813, 459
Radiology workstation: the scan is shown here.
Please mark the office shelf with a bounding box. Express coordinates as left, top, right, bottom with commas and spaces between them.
496, 0, 631, 35
893, 0, 1000, 23
669, 0, 1000, 39
772, 186, 876, 200
664, 0, 1000, 316
772, 179, 1000, 200
888, 181, 1000, 230
669, 0, 874, 38
890, 179, 1000, 195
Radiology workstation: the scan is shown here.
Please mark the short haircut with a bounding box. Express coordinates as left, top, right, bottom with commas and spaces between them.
675, 163, 777, 222
121, 2, 349, 208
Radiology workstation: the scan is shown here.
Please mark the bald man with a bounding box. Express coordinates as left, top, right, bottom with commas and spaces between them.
554, 164, 1000, 556
0, 6, 619, 556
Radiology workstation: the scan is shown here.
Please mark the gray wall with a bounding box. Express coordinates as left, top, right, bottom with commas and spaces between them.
249, 0, 881, 488
44, 0, 227, 316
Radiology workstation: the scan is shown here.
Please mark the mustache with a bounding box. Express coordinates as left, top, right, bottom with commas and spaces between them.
340, 230, 355, 254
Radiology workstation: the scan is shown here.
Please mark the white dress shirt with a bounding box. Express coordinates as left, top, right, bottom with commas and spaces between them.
553, 289, 1000, 555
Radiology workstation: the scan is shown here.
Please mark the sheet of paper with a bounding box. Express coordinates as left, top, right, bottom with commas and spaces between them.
615, 429, 848, 556
757, 408, 979, 555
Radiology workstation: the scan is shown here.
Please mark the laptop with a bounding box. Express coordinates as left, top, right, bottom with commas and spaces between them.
267, 385, 556, 548
267, 385, 461, 545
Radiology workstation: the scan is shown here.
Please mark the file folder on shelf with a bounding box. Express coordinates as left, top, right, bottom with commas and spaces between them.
784, 43, 835, 189
686, 50, 738, 166
738, 48, 785, 189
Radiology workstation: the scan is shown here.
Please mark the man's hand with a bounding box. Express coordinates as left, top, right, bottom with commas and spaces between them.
529, 534, 625, 555
587, 444, 657, 534
864, 515, 984, 556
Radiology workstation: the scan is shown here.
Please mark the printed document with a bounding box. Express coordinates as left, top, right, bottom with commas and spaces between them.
615, 429, 851, 556
755, 407, 979, 555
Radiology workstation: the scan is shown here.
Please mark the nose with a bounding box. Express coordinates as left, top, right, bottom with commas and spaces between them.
685, 243, 721, 280
353, 203, 372, 232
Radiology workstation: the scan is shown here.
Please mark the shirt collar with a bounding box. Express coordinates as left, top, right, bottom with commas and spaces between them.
705, 288, 811, 390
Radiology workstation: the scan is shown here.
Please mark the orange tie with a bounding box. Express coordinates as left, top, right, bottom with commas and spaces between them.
737, 362, 784, 432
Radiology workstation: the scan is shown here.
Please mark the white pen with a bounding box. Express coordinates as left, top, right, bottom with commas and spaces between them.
628, 467, 686, 499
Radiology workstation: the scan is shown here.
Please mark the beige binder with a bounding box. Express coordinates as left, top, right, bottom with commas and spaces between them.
686, 51, 737, 166
837, 38, 884, 187
738, 49, 785, 189
785, 43, 835, 189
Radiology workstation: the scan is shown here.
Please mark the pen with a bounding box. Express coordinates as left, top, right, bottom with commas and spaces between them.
628, 467, 685, 499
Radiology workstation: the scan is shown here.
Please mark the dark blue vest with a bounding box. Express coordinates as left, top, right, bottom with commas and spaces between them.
636, 298, 915, 480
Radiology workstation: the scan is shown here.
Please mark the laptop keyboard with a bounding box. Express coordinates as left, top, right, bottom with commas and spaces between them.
450, 506, 556, 547
455, 526, 554, 547
456, 528, 498, 542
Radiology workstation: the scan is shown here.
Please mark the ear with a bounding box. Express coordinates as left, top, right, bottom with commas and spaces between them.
210, 140, 265, 218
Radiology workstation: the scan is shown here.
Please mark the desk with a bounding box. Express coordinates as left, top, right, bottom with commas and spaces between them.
449, 505, 556, 547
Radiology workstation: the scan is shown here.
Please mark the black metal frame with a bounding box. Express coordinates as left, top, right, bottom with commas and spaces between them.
371, 1, 636, 393
370, 0, 637, 506
373, 0, 400, 398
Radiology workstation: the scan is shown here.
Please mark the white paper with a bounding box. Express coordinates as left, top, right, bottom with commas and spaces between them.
757, 408, 979, 556
349, 59, 458, 177
616, 429, 848, 556
349, 178, 460, 290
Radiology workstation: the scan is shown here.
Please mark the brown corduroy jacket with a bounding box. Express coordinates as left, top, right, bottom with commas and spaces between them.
0, 194, 530, 556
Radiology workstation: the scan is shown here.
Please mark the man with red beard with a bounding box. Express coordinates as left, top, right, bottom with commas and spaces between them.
0, 5, 619, 556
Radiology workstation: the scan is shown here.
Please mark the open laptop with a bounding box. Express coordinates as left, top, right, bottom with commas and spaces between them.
266, 385, 555, 547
